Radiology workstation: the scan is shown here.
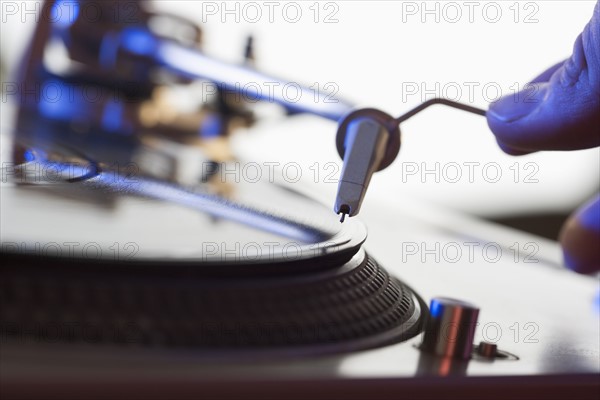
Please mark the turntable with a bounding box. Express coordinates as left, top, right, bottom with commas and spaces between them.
3, 120, 599, 400
1, 1, 599, 399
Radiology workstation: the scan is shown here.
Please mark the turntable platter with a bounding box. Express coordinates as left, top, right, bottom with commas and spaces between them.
0, 144, 426, 355
1, 147, 366, 272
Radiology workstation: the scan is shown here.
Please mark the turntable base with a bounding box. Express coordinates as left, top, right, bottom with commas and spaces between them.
2, 250, 425, 355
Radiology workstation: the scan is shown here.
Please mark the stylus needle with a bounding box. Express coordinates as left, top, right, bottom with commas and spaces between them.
339, 207, 349, 223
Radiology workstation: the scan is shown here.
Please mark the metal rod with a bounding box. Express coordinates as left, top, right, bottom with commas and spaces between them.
394, 98, 486, 125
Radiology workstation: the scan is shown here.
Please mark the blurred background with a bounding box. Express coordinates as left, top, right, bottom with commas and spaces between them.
2, 0, 599, 239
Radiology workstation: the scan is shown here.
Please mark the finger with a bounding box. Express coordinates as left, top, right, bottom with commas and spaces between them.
560, 194, 600, 274
494, 58, 567, 156
487, 2, 600, 152
529, 60, 567, 84
495, 138, 534, 156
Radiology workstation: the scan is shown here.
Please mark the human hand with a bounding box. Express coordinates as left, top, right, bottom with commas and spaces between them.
486, 1, 600, 274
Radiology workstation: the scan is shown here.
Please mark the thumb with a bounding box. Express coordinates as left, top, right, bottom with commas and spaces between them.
487, 2, 600, 152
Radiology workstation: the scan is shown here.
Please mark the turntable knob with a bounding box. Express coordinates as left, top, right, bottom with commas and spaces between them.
477, 341, 498, 359
420, 297, 480, 360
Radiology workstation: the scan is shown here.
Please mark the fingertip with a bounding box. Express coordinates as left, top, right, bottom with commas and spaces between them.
485, 84, 549, 151
574, 194, 600, 232
560, 196, 600, 274
487, 84, 547, 124
495, 138, 535, 156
